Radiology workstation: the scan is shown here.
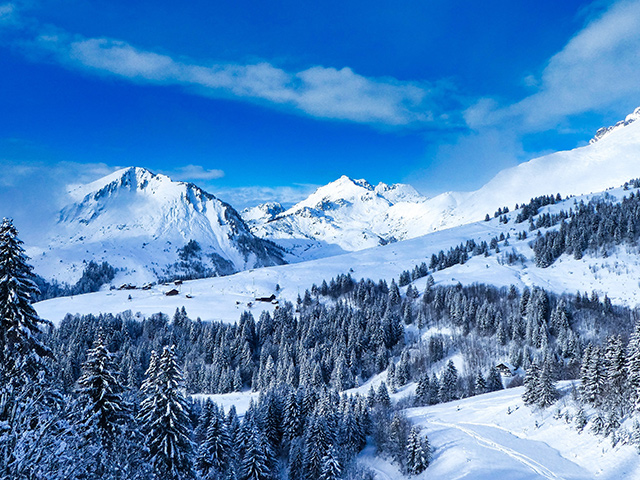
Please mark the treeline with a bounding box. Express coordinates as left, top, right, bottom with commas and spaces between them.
532, 190, 640, 267
33, 260, 117, 300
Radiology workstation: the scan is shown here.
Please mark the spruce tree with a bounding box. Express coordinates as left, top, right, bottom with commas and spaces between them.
0, 220, 78, 479
76, 335, 137, 478
406, 426, 429, 475
139, 346, 195, 480
239, 428, 272, 480
319, 446, 342, 480
474, 371, 486, 395
486, 366, 504, 393
628, 317, 640, 411
0, 218, 51, 386
197, 406, 232, 479
76, 335, 130, 448
537, 355, 558, 408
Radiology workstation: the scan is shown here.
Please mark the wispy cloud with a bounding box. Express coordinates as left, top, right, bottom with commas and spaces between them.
0, 159, 118, 241
211, 184, 318, 210
162, 164, 225, 182
466, 0, 640, 131
20, 30, 446, 127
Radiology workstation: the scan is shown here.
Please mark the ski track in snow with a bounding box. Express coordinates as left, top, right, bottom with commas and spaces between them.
430, 421, 582, 480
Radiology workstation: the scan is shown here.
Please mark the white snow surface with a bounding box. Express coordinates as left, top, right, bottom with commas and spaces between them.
248, 109, 640, 260
363, 382, 639, 480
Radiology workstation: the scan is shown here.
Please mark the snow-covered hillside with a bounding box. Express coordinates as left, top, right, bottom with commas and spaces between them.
34, 182, 640, 325
187, 381, 639, 480
30, 167, 284, 285
387, 383, 638, 480
246, 107, 640, 260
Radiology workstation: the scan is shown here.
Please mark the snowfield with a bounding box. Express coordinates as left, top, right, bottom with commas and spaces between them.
398, 383, 640, 480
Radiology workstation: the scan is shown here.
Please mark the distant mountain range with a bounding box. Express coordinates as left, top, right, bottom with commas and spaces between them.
243, 106, 640, 259
28, 106, 640, 284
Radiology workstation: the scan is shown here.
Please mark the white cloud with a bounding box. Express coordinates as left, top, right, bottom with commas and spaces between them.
0, 3, 16, 24
0, 160, 118, 242
466, 0, 640, 131
27, 33, 441, 127
163, 164, 225, 181
211, 184, 318, 210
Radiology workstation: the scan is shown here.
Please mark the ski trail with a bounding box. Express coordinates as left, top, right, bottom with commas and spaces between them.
369, 466, 393, 480
431, 421, 564, 480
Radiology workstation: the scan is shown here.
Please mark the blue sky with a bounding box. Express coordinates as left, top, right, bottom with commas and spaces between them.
3, 0, 640, 234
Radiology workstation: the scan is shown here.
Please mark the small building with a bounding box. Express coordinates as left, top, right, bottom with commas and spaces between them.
255, 294, 276, 302
495, 362, 516, 377
165, 289, 180, 296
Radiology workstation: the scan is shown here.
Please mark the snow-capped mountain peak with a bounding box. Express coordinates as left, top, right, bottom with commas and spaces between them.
36, 167, 285, 284
590, 106, 640, 144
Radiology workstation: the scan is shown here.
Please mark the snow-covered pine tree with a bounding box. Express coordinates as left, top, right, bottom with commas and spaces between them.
439, 360, 458, 402
604, 335, 627, 411
406, 426, 429, 475
239, 428, 272, 480
139, 346, 195, 480
522, 362, 540, 406
76, 335, 137, 478
486, 366, 504, 392
628, 316, 640, 411
197, 405, 232, 479
537, 355, 558, 408
475, 371, 486, 395
0, 218, 52, 386
415, 374, 430, 405
582, 345, 605, 406
0, 220, 82, 479
319, 445, 342, 480
76, 335, 130, 446
376, 381, 391, 408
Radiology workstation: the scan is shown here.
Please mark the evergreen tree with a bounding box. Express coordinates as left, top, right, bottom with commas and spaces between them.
485, 366, 504, 392
319, 446, 342, 480
139, 346, 195, 480
76, 335, 130, 447
537, 355, 558, 408
76, 335, 137, 478
628, 317, 640, 411
406, 427, 429, 475
197, 406, 232, 479
439, 360, 458, 402
239, 428, 272, 480
0, 218, 51, 387
0, 220, 78, 479
522, 362, 540, 406
474, 371, 486, 395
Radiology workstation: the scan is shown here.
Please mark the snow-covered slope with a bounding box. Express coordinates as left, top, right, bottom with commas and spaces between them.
247, 107, 640, 260
31, 167, 285, 284
390, 383, 638, 480
178, 381, 640, 480
34, 182, 640, 325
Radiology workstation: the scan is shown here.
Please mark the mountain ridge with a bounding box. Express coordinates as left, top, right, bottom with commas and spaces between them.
32, 166, 285, 285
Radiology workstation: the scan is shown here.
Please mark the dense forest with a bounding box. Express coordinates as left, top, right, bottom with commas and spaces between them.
4, 183, 640, 479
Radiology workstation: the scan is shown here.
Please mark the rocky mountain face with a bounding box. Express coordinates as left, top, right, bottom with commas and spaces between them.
33, 167, 285, 284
